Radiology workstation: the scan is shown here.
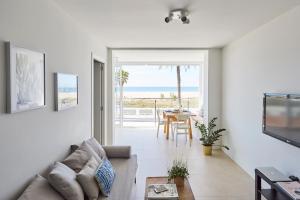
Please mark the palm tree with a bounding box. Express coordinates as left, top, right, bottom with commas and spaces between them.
176, 65, 182, 109
159, 65, 186, 109
117, 69, 129, 127
118, 70, 129, 86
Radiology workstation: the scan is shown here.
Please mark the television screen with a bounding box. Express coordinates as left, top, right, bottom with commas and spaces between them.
263, 93, 300, 148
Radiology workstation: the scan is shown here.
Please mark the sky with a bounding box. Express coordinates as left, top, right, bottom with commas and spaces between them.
57, 73, 77, 88
121, 65, 201, 87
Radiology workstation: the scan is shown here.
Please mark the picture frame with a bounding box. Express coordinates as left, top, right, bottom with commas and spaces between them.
6, 42, 46, 113
54, 73, 78, 111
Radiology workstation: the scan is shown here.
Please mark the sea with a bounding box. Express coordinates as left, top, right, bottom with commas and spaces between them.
59, 86, 199, 93
120, 86, 199, 92
58, 88, 77, 93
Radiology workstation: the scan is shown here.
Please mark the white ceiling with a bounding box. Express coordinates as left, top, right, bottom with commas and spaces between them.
53, 0, 300, 48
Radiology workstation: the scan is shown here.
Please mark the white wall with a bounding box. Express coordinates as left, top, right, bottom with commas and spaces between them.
222, 6, 300, 178
106, 49, 114, 145
0, 0, 106, 199
208, 49, 222, 123
197, 49, 223, 146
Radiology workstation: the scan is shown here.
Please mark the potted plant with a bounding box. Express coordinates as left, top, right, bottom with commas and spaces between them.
168, 160, 189, 187
195, 117, 229, 156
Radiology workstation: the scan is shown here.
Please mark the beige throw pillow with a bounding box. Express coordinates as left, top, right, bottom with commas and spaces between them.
48, 162, 84, 200
81, 141, 102, 163
85, 138, 106, 159
77, 157, 101, 200
63, 141, 101, 172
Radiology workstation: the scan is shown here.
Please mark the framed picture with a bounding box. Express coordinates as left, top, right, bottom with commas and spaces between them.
54, 73, 78, 111
6, 42, 46, 113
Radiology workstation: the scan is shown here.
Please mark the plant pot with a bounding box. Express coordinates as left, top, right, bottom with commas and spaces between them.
174, 176, 185, 187
203, 145, 212, 156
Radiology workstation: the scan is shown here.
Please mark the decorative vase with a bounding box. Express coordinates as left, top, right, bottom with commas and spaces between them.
174, 176, 185, 187
203, 145, 212, 156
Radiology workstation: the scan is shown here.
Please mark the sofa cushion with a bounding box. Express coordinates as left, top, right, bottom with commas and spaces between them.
95, 159, 115, 197
98, 155, 138, 200
77, 157, 101, 200
18, 175, 64, 200
48, 162, 84, 200
85, 138, 106, 159
63, 141, 101, 172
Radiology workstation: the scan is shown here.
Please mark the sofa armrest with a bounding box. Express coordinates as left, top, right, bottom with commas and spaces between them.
103, 146, 131, 158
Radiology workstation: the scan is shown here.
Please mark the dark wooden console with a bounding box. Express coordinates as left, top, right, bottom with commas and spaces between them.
255, 167, 294, 200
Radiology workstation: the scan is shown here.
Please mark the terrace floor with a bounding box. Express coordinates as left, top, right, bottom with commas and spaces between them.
114, 125, 255, 200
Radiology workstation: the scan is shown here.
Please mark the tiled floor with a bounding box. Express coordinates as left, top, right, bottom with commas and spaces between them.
115, 126, 254, 200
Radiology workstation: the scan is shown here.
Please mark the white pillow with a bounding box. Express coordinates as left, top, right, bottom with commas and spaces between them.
48, 162, 84, 200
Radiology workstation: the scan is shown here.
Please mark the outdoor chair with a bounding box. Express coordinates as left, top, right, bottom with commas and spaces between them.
156, 109, 166, 138
171, 112, 191, 146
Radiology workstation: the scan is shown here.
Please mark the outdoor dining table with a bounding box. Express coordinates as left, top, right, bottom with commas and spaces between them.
163, 110, 194, 140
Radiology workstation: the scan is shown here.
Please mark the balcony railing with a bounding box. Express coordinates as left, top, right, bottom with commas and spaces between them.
115, 97, 200, 124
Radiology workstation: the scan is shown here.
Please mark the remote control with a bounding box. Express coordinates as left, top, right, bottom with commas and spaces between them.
289, 175, 300, 182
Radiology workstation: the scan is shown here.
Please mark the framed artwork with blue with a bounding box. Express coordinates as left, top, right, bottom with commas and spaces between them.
6, 42, 46, 113
54, 73, 78, 111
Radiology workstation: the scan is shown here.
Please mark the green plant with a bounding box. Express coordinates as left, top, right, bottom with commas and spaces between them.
168, 160, 189, 179
117, 69, 129, 86
195, 117, 229, 150
169, 92, 177, 100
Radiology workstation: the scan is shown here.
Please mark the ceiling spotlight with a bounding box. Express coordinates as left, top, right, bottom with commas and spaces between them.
181, 16, 190, 24
165, 16, 171, 23
165, 9, 190, 24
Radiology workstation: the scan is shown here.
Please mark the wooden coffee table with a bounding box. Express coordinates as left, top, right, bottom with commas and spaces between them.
145, 176, 195, 200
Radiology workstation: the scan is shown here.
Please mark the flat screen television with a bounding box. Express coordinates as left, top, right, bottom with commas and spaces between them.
263, 93, 300, 148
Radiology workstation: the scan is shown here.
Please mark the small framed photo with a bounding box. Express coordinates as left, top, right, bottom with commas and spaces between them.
6, 42, 46, 113
54, 73, 78, 111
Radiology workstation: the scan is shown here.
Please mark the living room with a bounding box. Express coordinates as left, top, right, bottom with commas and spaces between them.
1, 0, 300, 200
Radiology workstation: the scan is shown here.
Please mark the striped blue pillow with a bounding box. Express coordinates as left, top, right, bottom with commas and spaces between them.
94, 159, 115, 196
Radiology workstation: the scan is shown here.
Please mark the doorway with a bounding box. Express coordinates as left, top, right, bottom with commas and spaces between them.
110, 50, 208, 145
92, 57, 104, 144
114, 64, 203, 128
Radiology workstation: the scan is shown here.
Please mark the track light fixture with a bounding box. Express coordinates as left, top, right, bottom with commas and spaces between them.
165, 9, 190, 24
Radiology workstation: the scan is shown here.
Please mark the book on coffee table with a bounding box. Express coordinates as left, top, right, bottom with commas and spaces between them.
147, 184, 179, 199
145, 177, 195, 200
